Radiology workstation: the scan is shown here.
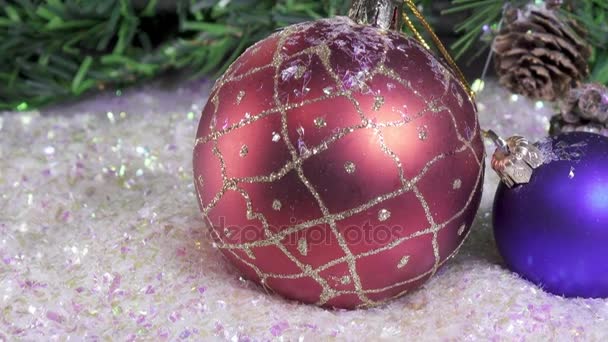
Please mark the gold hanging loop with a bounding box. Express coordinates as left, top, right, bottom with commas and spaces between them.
402, 0, 474, 99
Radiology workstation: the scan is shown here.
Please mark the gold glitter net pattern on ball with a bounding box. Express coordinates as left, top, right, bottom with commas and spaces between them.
194, 20, 483, 308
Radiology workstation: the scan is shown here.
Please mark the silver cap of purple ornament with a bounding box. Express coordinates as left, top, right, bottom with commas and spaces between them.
487, 130, 544, 188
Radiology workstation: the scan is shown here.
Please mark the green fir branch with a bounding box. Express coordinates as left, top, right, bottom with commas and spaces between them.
562, 0, 608, 84
0, 0, 353, 110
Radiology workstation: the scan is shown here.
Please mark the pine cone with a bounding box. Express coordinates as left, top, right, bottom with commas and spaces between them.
492, 4, 591, 101
550, 83, 608, 137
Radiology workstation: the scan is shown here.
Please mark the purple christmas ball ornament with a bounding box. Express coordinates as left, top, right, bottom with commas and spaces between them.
493, 132, 608, 298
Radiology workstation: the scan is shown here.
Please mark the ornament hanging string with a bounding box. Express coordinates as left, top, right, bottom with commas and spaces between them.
401, 0, 473, 99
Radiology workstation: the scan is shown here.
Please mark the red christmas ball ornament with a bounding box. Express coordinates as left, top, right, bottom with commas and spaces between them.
193, 0, 484, 309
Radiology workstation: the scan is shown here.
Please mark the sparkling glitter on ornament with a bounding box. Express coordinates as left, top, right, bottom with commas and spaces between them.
457, 224, 466, 236
236, 90, 246, 104
243, 247, 256, 259
378, 209, 391, 222
340, 276, 352, 285
297, 125, 305, 136
453, 179, 462, 189
297, 238, 308, 256
314, 117, 327, 128
373, 95, 385, 111
281, 65, 297, 81
344, 161, 356, 174
455, 91, 464, 107
417, 125, 428, 141
271, 132, 281, 142
323, 86, 334, 95
272, 199, 282, 211
397, 256, 410, 269
297, 136, 310, 156
239, 145, 249, 157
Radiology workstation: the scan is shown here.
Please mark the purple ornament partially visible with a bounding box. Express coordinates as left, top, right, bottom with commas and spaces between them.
493, 132, 608, 298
